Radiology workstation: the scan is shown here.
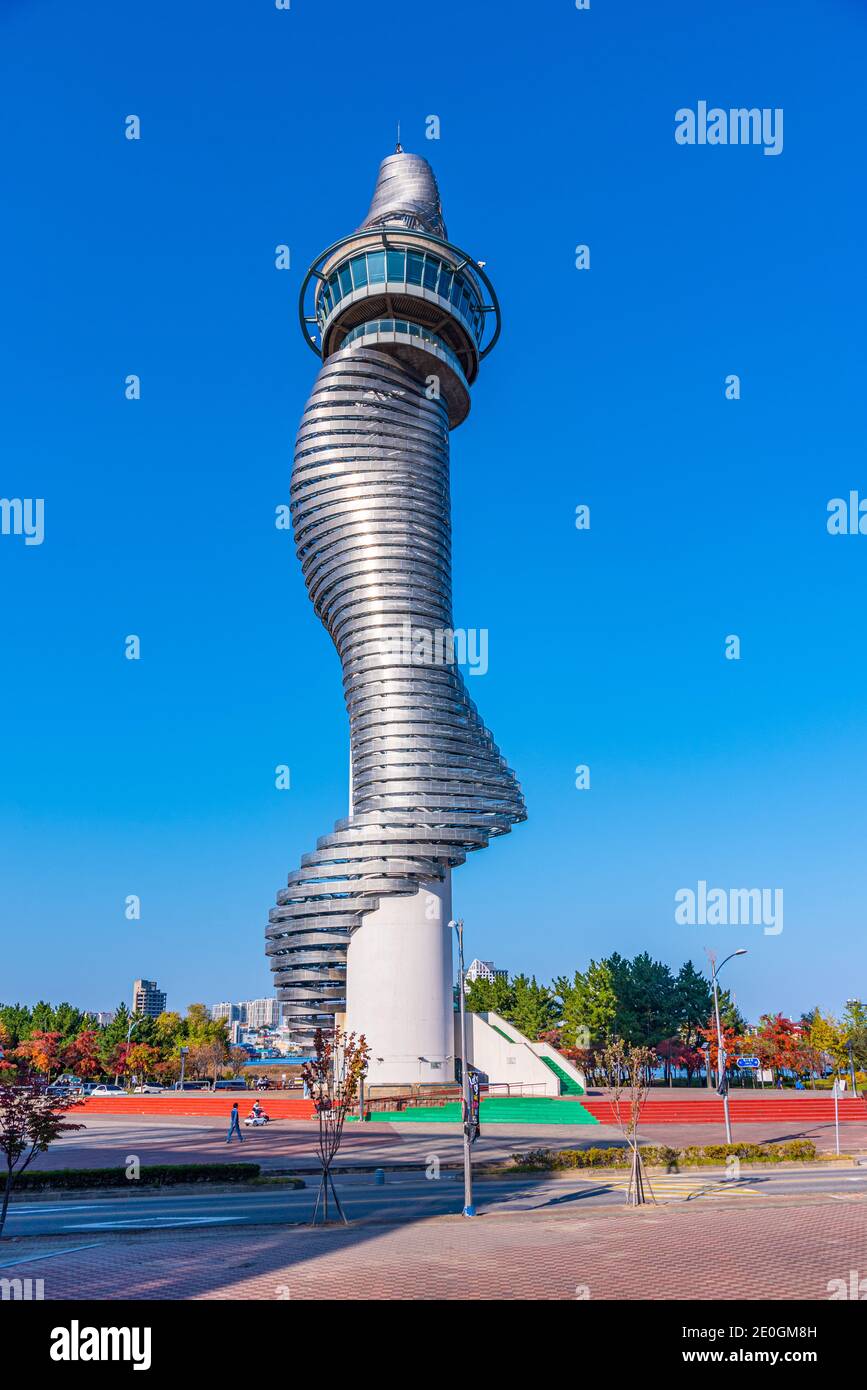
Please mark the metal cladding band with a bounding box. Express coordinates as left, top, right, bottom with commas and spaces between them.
267, 152, 525, 1046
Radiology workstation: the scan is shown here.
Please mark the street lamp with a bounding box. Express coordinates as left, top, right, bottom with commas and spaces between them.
450, 917, 475, 1218
710, 949, 747, 1144
116, 1015, 144, 1088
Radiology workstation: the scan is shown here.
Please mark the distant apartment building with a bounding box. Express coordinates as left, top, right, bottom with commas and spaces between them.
95, 1010, 116, 1027
132, 979, 166, 1018
210, 998, 280, 1031
242, 997, 279, 1030
464, 959, 507, 985
210, 1002, 241, 1024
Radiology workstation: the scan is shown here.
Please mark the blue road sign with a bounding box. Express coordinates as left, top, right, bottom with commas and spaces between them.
736, 1056, 760, 1069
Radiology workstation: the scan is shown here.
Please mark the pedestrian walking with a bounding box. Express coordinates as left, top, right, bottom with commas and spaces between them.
226, 1101, 243, 1143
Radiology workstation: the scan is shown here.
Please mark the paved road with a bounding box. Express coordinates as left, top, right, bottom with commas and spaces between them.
7, 1166, 867, 1238
29, 1113, 867, 1174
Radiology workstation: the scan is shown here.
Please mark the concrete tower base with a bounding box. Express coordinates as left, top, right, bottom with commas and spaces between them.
344, 873, 453, 1088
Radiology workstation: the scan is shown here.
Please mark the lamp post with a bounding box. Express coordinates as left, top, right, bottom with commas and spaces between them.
710, 949, 747, 1144
847, 1038, 857, 1096
450, 917, 475, 1218
116, 1015, 143, 1088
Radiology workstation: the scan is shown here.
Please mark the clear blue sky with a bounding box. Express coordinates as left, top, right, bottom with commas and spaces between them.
1, 0, 865, 1023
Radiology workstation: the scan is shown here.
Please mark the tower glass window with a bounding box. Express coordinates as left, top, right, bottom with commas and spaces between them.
367, 250, 386, 283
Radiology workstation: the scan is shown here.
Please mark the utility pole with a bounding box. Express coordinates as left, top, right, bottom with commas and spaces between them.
451, 918, 475, 1218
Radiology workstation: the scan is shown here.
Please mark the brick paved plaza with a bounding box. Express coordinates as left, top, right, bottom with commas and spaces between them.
3, 1193, 866, 1300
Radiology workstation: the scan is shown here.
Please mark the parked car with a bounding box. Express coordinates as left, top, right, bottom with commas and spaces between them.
172, 1080, 211, 1091
213, 1079, 248, 1091
89, 1084, 126, 1096
132, 1084, 164, 1094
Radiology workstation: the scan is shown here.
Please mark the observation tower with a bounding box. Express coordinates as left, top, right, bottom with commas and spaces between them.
266, 147, 525, 1085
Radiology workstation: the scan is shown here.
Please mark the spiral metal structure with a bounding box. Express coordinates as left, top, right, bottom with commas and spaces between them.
267, 151, 525, 1046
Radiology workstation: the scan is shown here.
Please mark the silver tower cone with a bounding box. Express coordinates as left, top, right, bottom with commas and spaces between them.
359, 150, 448, 239
267, 150, 525, 1064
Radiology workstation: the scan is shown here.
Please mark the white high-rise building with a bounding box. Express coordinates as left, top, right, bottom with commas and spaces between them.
464, 959, 507, 985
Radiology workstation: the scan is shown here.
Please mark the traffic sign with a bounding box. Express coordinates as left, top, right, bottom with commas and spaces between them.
736, 1056, 760, 1069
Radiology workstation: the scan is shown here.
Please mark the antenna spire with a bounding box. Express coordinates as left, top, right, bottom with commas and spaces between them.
395, 120, 403, 154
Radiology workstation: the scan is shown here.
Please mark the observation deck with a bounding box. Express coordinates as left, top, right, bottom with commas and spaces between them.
297, 151, 500, 427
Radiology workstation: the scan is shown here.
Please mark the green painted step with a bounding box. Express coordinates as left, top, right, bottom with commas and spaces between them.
540, 1054, 585, 1096
480, 1097, 597, 1124
358, 1097, 598, 1125
490, 1024, 516, 1043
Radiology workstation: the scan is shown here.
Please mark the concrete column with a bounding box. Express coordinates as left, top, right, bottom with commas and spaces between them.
344, 872, 453, 1088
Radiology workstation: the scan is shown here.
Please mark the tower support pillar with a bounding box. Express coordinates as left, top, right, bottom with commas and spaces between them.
345, 873, 453, 1088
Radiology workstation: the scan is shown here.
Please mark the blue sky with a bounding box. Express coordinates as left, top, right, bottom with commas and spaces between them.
1, 0, 865, 1022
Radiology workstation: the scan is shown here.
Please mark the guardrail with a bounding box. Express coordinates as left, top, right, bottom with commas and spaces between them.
484, 1082, 549, 1097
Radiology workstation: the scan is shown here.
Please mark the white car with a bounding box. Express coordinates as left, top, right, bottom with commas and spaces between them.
132, 1084, 164, 1094
89, 1084, 126, 1096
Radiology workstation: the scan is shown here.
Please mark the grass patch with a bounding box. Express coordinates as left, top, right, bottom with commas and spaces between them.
510, 1139, 820, 1171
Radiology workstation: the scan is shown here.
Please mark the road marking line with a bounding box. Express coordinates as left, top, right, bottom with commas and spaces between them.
63, 1216, 245, 1229
0, 1243, 106, 1268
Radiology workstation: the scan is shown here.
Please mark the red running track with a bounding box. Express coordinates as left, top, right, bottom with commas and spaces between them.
581, 1096, 867, 1124
78, 1096, 316, 1119
76, 1092, 867, 1124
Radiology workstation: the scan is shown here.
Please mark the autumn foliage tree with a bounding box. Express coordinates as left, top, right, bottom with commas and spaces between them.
601, 1040, 656, 1206
303, 1028, 370, 1225
698, 1021, 743, 1083
0, 1079, 85, 1237
62, 1029, 102, 1079
13, 1030, 63, 1081
751, 1013, 804, 1081
125, 1043, 163, 1084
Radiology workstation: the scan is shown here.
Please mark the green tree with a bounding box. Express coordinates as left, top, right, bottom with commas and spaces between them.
605, 953, 637, 1041
807, 1009, 846, 1078
185, 1004, 212, 1037
0, 1005, 32, 1049
184, 1005, 227, 1045
505, 975, 559, 1041
29, 1001, 55, 1034
603, 953, 679, 1047
673, 961, 713, 1045
98, 1003, 133, 1071
554, 959, 616, 1049
843, 999, 867, 1070
466, 974, 515, 1017
153, 1011, 184, 1046
50, 1002, 89, 1042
